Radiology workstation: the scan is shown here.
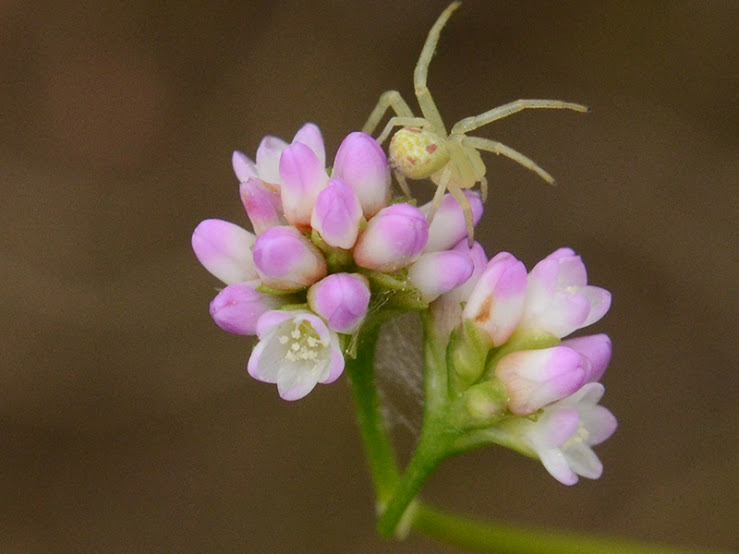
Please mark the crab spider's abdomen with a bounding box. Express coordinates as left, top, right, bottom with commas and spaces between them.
388, 127, 450, 180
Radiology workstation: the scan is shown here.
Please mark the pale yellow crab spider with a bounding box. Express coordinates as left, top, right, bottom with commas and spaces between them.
363, 1, 589, 244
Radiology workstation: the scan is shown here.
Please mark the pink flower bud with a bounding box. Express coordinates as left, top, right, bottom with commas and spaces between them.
192, 219, 258, 285
239, 177, 285, 235
332, 132, 391, 217
353, 203, 428, 272
310, 178, 363, 249
521, 248, 612, 338
496, 346, 588, 415
255, 134, 289, 184
279, 142, 329, 227
429, 240, 488, 340
422, 191, 484, 252
408, 251, 474, 303
292, 122, 326, 167
561, 333, 612, 383
307, 273, 371, 333
209, 282, 282, 335
463, 252, 527, 346
232, 150, 257, 182
253, 226, 327, 290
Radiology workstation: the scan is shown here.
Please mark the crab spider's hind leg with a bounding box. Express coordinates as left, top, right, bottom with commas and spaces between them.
462, 135, 556, 185
451, 99, 589, 135
413, 2, 460, 134
362, 90, 415, 136
376, 116, 431, 146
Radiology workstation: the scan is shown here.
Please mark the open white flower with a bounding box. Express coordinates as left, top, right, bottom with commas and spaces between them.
513, 383, 617, 485
247, 310, 344, 400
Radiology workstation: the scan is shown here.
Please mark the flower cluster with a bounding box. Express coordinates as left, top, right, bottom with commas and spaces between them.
437, 247, 617, 485
192, 122, 616, 486
193, 123, 481, 400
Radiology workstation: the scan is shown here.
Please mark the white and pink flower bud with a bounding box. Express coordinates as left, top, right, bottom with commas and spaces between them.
463, 252, 527, 346
332, 131, 391, 218
308, 273, 371, 334
310, 178, 363, 249
191, 219, 258, 285
521, 248, 612, 339
252, 226, 327, 290
429, 240, 488, 340
248, 309, 344, 401
279, 142, 329, 227
292, 122, 326, 167
353, 203, 428, 272
408, 251, 474, 303
239, 177, 285, 235
255, 134, 289, 184
513, 382, 618, 485
232, 150, 258, 182
495, 346, 588, 415
209, 281, 283, 335
422, 191, 484, 252
561, 333, 612, 383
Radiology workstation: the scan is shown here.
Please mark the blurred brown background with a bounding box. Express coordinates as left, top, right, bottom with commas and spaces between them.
1, 1, 736, 552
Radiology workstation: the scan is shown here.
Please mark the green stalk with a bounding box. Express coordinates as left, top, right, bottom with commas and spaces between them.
413, 503, 719, 554
346, 320, 399, 504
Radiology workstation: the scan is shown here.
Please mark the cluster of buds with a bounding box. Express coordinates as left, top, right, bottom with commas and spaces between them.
192, 123, 481, 401
192, 123, 616, 486
437, 247, 617, 485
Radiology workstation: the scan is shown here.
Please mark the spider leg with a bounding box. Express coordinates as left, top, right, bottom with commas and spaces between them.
426, 169, 450, 223
462, 135, 556, 185
394, 171, 412, 197
479, 175, 488, 202
413, 2, 460, 135
450, 99, 589, 135
376, 116, 431, 146
362, 90, 415, 136
446, 183, 476, 246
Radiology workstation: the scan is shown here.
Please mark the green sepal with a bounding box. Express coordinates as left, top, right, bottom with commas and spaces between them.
447, 319, 492, 395
310, 229, 355, 271
452, 378, 508, 429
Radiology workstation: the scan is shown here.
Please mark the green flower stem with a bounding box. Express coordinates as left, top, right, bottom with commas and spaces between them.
346, 321, 399, 504
376, 416, 453, 537
412, 503, 716, 554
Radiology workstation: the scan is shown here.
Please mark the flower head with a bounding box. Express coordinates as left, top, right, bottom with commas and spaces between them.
248, 310, 344, 401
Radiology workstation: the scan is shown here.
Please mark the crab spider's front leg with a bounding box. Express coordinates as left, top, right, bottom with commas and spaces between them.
462, 135, 556, 185
412, 2, 460, 134
376, 116, 431, 146
451, 99, 589, 135
362, 90, 415, 136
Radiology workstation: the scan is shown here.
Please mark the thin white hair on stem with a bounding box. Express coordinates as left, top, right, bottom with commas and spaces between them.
375, 312, 425, 435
